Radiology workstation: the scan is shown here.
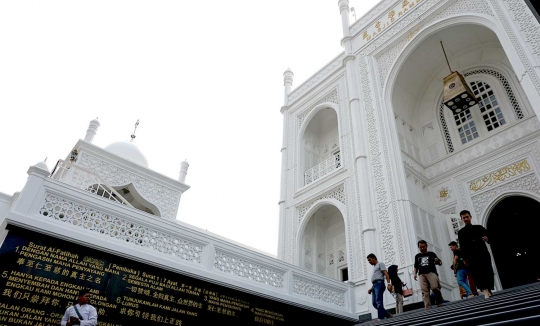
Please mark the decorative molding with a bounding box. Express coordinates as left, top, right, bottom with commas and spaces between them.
376, 0, 494, 87
355, 0, 443, 54
214, 251, 285, 288
437, 186, 452, 201
469, 159, 531, 192
367, 53, 407, 266
350, 0, 398, 36
359, 55, 400, 265
297, 184, 346, 223
426, 117, 540, 179
503, 0, 540, 63
403, 152, 426, 178
298, 89, 340, 130
357, 294, 368, 306
491, 0, 540, 92
439, 103, 455, 154
76, 152, 181, 220
292, 275, 346, 307
38, 194, 204, 263
465, 69, 525, 119
454, 141, 540, 212
288, 54, 345, 105
471, 173, 540, 215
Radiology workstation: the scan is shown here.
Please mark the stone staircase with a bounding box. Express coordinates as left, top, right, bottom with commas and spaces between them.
359, 282, 540, 325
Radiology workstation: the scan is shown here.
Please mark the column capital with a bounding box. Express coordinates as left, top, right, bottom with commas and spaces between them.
342, 54, 356, 66
338, 0, 350, 13
283, 68, 294, 86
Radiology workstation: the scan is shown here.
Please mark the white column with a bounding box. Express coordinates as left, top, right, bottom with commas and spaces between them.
278, 69, 293, 260
84, 118, 100, 143
179, 160, 189, 184
338, 0, 377, 269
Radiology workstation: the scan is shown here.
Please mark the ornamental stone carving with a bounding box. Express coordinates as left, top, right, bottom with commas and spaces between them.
471, 173, 540, 216
358, 55, 400, 265
376, 0, 494, 86
76, 152, 181, 219
298, 89, 340, 130
426, 117, 540, 179
39, 194, 204, 263
491, 0, 540, 93
297, 184, 346, 222
349, 0, 397, 36
469, 159, 531, 192
292, 275, 346, 307
357, 294, 369, 306
288, 54, 345, 105
437, 187, 452, 201
214, 251, 284, 288
503, 0, 540, 63
455, 142, 540, 212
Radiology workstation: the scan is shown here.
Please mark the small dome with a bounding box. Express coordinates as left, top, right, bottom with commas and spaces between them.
34, 160, 49, 172
104, 141, 149, 167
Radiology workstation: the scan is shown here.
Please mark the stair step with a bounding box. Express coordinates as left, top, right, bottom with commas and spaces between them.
358, 282, 540, 325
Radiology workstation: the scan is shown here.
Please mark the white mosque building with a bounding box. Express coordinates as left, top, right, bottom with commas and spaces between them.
277, 0, 540, 316
1, 0, 540, 322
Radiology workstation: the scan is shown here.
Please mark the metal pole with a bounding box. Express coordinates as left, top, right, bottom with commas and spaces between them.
440, 41, 453, 73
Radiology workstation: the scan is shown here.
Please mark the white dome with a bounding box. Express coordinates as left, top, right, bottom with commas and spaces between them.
33, 160, 49, 172
104, 141, 149, 167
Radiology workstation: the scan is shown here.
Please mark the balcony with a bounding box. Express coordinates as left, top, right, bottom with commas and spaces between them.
50, 159, 133, 208
304, 152, 341, 186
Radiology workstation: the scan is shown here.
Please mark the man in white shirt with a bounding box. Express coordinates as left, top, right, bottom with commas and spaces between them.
61, 289, 98, 326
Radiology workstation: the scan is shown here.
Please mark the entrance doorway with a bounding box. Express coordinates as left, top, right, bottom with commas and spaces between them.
487, 196, 540, 289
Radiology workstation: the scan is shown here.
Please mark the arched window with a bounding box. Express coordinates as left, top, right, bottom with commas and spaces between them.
471, 81, 506, 132
439, 70, 524, 152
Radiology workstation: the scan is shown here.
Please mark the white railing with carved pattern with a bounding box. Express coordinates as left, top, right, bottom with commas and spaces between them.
304, 152, 341, 186
51, 159, 133, 208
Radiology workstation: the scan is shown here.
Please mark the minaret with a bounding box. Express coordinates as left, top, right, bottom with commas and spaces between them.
283, 68, 294, 105
84, 118, 100, 143
278, 68, 294, 260
338, 0, 378, 262
179, 160, 189, 184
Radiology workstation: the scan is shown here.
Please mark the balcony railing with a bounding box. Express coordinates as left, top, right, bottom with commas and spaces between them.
51, 160, 133, 208
304, 152, 341, 186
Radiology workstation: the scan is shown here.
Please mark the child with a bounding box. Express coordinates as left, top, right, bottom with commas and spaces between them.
388, 265, 404, 314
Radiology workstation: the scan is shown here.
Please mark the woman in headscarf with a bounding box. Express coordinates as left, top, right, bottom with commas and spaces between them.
388, 265, 404, 314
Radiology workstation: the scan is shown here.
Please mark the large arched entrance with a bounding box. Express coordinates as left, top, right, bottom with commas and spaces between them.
487, 196, 540, 288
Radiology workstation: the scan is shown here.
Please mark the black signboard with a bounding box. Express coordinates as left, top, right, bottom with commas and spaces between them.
0, 227, 356, 326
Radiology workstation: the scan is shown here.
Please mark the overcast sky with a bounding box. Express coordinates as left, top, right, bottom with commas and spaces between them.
0, 0, 380, 255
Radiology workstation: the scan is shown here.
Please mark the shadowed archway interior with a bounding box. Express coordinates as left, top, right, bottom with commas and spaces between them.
487, 196, 540, 289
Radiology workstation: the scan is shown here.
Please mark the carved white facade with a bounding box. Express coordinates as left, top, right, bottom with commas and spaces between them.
278, 0, 540, 318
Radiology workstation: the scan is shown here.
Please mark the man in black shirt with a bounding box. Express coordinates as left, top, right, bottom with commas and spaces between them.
457, 210, 494, 298
414, 240, 444, 309
449, 241, 474, 298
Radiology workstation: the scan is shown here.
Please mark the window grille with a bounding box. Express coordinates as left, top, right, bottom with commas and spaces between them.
453, 109, 479, 145
440, 69, 523, 151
